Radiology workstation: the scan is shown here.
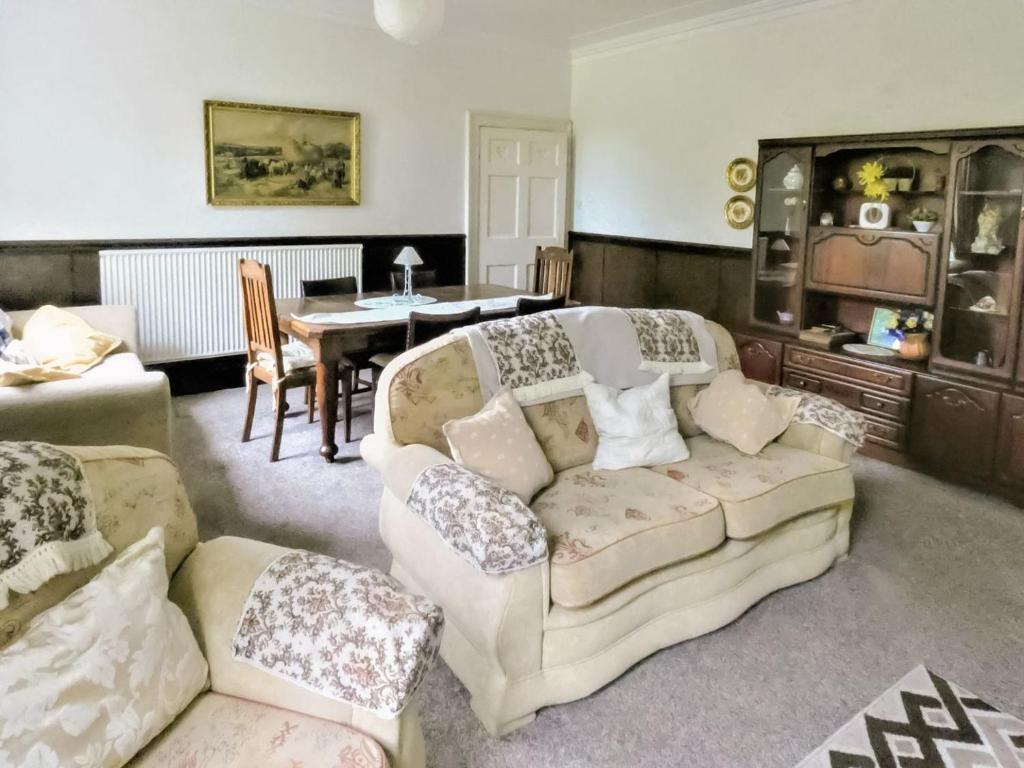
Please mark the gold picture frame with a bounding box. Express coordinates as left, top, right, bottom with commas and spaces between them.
204, 100, 361, 206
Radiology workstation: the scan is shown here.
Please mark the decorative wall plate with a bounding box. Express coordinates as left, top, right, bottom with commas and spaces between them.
725, 195, 755, 229
726, 158, 756, 192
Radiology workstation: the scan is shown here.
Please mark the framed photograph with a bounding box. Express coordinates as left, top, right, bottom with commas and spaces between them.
204, 100, 361, 206
867, 307, 901, 350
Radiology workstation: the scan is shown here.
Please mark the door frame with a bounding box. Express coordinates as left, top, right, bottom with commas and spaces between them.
465, 111, 574, 285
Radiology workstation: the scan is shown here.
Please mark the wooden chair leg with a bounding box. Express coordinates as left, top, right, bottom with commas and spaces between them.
271, 386, 286, 462
306, 384, 315, 423
242, 371, 258, 443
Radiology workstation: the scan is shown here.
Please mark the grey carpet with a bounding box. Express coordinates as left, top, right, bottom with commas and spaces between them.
172, 384, 1024, 768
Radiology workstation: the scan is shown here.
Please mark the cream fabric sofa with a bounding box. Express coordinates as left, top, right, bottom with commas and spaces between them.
0, 445, 427, 768
0, 305, 171, 454
361, 318, 856, 736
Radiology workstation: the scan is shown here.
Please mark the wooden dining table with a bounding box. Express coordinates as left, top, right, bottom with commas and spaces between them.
278, 283, 536, 463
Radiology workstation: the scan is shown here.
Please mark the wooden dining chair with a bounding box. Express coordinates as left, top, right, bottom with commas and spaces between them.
369, 306, 482, 409
301, 275, 358, 297
300, 275, 375, 399
533, 246, 574, 298
239, 259, 355, 460
515, 295, 567, 316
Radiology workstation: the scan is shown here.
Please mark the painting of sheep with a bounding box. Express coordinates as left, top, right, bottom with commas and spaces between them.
204, 100, 360, 206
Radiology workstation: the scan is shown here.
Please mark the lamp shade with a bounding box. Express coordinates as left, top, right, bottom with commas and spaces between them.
374, 0, 445, 44
393, 246, 424, 267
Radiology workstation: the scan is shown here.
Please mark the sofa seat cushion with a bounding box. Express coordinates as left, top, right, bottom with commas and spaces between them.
651, 435, 854, 539
130, 692, 388, 767
531, 465, 724, 608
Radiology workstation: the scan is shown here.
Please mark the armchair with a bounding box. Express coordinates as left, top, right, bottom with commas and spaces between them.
0, 445, 430, 768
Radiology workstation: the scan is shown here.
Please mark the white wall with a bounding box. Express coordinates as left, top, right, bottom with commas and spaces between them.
572, 0, 1024, 248
0, 0, 569, 240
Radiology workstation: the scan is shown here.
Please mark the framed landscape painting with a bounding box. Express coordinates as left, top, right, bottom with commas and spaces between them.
204, 100, 361, 206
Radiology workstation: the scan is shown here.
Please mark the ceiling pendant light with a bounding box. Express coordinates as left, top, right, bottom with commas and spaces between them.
373, 0, 445, 44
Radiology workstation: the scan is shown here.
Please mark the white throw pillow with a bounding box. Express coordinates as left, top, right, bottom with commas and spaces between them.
584, 372, 690, 470
0, 527, 209, 768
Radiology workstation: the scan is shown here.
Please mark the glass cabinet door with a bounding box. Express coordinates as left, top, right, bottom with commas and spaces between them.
750, 146, 812, 334
933, 141, 1024, 380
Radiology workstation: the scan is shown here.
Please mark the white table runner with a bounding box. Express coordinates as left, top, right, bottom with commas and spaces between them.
293, 294, 537, 326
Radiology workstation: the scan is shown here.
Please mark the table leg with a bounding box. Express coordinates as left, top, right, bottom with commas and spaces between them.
314, 343, 340, 463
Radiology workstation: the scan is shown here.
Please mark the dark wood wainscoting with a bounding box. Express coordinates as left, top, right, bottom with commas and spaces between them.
0, 233, 466, 311
1, 233, 464, 394
568, 232, 751, 327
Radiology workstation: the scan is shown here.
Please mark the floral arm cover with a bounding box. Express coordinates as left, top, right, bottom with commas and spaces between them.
766, 386, 867, 448
232, 550, 443, 719
405, 463, 548, 574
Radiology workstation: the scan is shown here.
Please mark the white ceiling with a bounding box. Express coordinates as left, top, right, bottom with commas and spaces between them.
258, 0, 777, 50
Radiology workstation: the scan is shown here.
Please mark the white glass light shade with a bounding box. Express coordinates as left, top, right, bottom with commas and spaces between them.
374, 0, 445, 44
393, 246, 424, 267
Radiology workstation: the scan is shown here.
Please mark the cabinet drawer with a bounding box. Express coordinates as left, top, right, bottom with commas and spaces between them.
785, 346, 913, 396
863, 416, 906, 450
783, 369, 822, 394
860, 391, 904, 419
782, 366, 909, 422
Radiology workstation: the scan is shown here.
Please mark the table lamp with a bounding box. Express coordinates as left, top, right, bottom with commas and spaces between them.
393, 246, 423, 303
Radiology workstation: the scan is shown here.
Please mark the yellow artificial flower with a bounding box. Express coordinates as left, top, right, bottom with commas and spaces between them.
857, 161, 886, 186
864, 180, 890, 202
905, 316, 918, 329
924, 315, 933, 331
858, 161, 889, 201
886, 316, 899, 329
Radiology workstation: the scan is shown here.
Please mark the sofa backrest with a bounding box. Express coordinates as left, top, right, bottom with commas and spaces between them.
0, 446, 198, 650
8, 305, 139, 355
372, 315, 741, 472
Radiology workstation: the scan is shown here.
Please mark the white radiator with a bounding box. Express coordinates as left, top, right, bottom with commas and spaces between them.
99, 244, 363, 363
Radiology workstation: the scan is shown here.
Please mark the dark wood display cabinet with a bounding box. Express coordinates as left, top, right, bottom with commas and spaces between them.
739, 125, 1024, 505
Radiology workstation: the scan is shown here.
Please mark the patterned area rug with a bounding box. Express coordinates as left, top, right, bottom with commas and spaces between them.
796, 665, 1024, 767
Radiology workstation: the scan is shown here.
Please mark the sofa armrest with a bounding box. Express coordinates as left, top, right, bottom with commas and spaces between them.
775, 421, 856, 463
373, 444, 547, 720
0, 364, 171, 454
168, 536, 425, 768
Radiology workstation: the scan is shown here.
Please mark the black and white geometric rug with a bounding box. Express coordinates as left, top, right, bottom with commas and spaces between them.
796, 665, 1024, 767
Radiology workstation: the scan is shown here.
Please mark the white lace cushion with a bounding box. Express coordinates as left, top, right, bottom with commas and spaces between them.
0, 527, 209, 768
584, 372, 690, 471
256, 341, 314, 374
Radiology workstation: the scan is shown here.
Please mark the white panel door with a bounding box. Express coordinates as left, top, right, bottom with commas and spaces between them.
477, 126, 568, 289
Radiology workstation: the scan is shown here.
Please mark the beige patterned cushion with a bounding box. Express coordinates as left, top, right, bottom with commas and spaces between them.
688, 370, 800, 455
130, 692, 388, 767
443, 388, 554, 504
531, 466, 723, 607
522, 395, 598, 472
651, 435, 854, 539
